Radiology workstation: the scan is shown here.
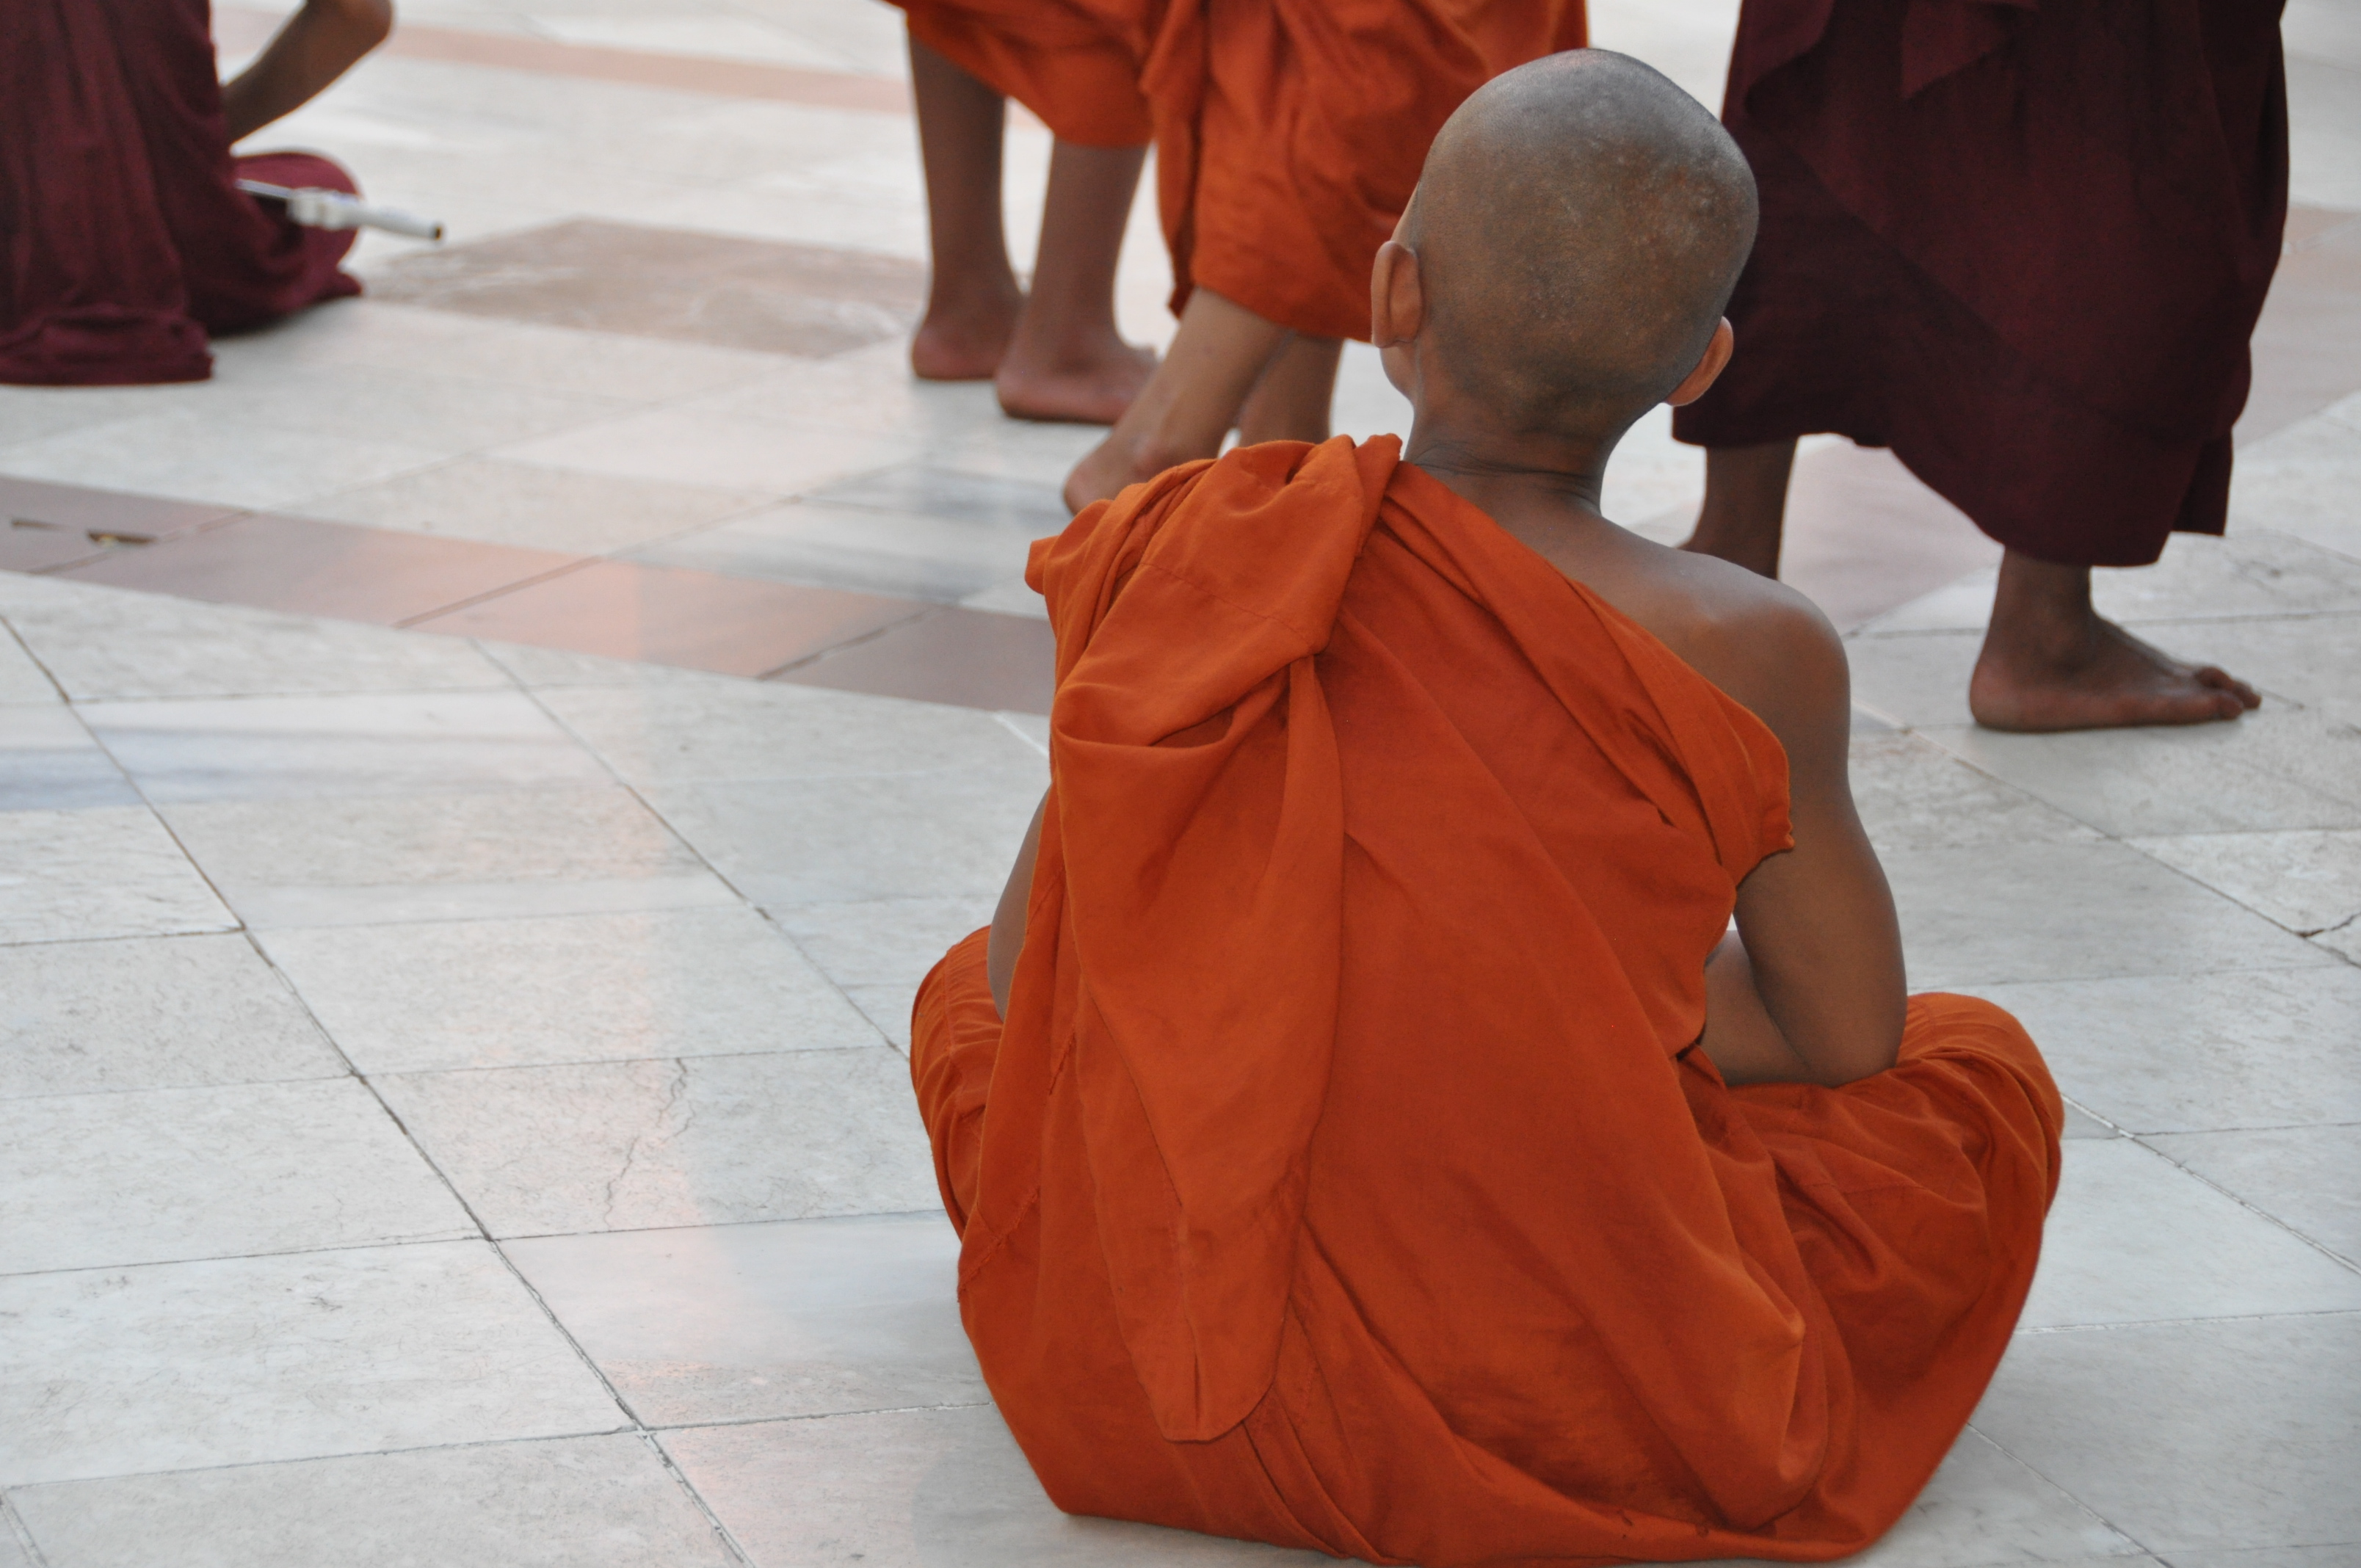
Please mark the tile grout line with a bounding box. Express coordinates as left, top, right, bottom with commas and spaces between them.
496, 653, 917, 1058
0, 1495, 51, 1568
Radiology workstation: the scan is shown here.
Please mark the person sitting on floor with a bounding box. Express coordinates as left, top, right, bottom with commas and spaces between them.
1, 0, 394, 386
909, 49, 2061, 1565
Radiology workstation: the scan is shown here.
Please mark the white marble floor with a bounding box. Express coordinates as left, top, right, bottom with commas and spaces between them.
4, 1, 2360, 1564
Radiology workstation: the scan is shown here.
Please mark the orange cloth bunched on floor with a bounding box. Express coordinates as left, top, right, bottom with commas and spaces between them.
912, 436, 2061, 1564
892, 0, 1586, 341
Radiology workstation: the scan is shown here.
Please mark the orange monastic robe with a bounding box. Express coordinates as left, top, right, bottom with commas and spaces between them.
893, 0, 1586, 341
912, 436, 2061, 1564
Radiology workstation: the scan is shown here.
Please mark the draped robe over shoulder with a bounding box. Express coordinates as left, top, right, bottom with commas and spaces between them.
1672, 0, 2288, 567
1, 0, 363, 385
911, 437, 2062, 1564
889, 0, 1586, 342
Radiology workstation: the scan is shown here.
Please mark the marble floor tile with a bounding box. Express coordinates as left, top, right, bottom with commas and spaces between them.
303, 456, 769, 555
2164, 1553, 2361, 1568
55, 512, 581, 628
0, 627, 59, 703
374, 1047, 939, 1235
2232, 402, 2361, 565
80, 691, 611, 804
1837, 1427, 2140, 1567
2018, 1137, 2361, 1329
1882, 839, 2334, 990
1958, 968, 2361, 1133
960, 574, 1050, 619
160, 786, 734, 928
844, 983, 918, 1050
536, 678, 1039, 784
1, 1079, 474, 1274
777, 606, 1056, 714
643, 764, 1045, 906
407, 558, 925, 676
496, 406, 922, 494
631, 499, 1040, 601
0, 934, 343, 1098
262, 905, 879, 1072
7, 1434, 737, 1568
808, 464, 1069, 532
2144, 1125, 2361, 1266
678, 359, 1004, 446
0, 1241, 625, 1486
0, 807, 236, 945
0, 407, 446, 514
218, 301, 780, 407
508, 1211, 980, 1424
1775, 443, 2005, 634
195, 363, 634, 454
1846, 631, 1981, 730
0, 705, 138, 810
664, 1404, 1330, 1568
471, 637, 742, 691
1849, 732, 2104, 852
2166, 612, 2361, 709
1917, 708, 2361, 838
926, 417, 1106, 490
1972, 1313, 2361, 1554
1, 578, 512, 700
2130, 828, 2361, 935
368, 219, 921, 357
766, 896, 996, 992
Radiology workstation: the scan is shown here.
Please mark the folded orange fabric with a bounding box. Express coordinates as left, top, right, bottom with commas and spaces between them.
891, 0, 1586, 340
913, 436, 2061, 1564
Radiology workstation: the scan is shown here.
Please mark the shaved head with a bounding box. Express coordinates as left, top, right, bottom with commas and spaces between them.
1399, 50, 1757, 438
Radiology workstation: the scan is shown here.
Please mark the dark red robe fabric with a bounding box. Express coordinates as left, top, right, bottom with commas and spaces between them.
1673, 0, 2288, 567
1, 0, 364, 386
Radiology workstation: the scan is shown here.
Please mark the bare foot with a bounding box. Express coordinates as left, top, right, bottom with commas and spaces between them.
1062, 429, 1165, 512
1968, 551, 2260, 731
995, 335, 1156, 425
910, 283, 1021, 382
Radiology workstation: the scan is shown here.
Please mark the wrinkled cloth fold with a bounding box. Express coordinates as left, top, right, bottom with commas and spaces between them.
1, 0, 363, 386
1675, 0, 2287, 566
912, 436, 2061, 1564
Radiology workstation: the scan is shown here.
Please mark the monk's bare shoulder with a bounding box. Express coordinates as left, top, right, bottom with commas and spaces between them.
1558, 525, 1851, 756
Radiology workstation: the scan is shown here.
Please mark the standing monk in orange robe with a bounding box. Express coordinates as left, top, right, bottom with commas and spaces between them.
1675, 0, 2279, 731
899, 21, 1161, 424
911, 54, 2059, 1564
888, 0, 1586, 505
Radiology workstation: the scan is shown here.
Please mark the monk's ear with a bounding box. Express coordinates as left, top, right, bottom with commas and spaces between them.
1665, 319, 1735, 407
1370, 240, 1424, 347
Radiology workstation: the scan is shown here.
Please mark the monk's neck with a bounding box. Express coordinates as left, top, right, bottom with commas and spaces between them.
1405, 426, 1614, 526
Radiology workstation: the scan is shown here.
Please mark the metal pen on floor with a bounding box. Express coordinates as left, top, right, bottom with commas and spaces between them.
235, 180, 445, 242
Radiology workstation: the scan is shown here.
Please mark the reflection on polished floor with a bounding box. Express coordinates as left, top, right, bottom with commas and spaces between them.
4, 1, 2360, 1564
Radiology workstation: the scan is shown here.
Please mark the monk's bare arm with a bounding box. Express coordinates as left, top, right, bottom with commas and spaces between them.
986, 793, 1048, 1018
1694, 596, 1906, 1086
221, 0, 394, 143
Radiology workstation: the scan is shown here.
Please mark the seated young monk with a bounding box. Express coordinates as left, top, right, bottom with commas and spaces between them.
910, 49, 2061, 1564
1, 0, 391, 385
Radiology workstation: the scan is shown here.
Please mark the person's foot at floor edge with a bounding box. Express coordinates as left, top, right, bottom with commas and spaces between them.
1966, 551, 2260, 732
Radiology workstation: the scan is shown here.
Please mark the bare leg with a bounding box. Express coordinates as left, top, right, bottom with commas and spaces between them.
1063, 287, 1291, 510
908, 37, 1020, 382
1682, 440, 1796, 577
1968, 550, 2260, 731
995, 141, 1156, 424
1236, 333, 1343, 445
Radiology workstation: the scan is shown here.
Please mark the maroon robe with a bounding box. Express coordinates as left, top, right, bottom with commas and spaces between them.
1673, 0, 2288, 567
1, 0, 366, 386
